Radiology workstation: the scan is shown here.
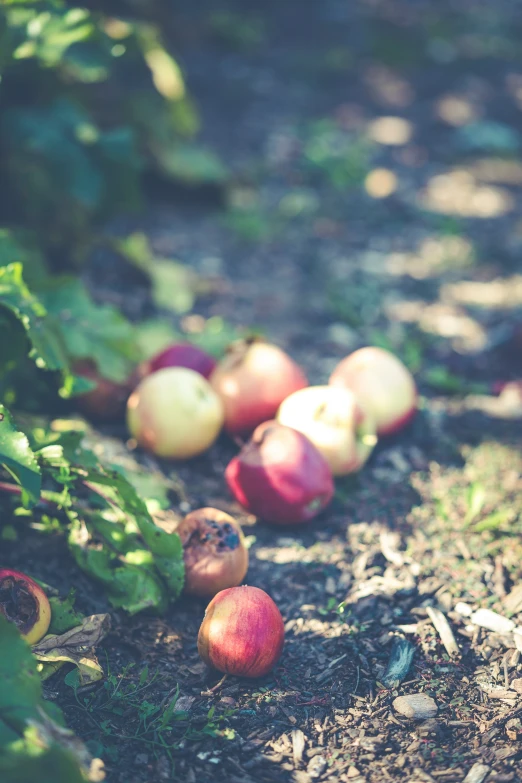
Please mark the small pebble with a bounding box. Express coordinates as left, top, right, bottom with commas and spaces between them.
393, 693, 438, 720
307, 754, 327, 779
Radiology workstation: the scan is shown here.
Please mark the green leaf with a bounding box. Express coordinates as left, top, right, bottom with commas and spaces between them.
474, 509, 514, 532
68, 536, 168, 615
48, 591, 84, 635
0, 263, 69, 373
0, 616, 96, 783
0, 405, 41, 506
114, 233, 197, 314
465, 483, 486, 526
40, 278, 138, 383
153, 144, 228, 184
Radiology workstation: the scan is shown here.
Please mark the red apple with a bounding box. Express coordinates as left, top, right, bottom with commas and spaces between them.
140, 342, 217, 380
225, 420, 334, 525
73, 359, 133, 422
0, 569, 51, 645
329, 347, 417, 435
209, 338, 308, 437
198, 586, 284, 678
277, 385, 377, 476
127, 367, 224, 458
177, 508, 249, 597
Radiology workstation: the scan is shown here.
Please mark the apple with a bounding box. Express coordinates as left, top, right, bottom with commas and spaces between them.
276, 385, 377, 476
177, 508, 249, 597
209, 338, 308, 437
140, 342, 217, 380
329, 347, 417, 435
0, 569, 51, 645
225, 420, 334, 525
73, 359, 132, 422
126, 367, 224, 458
198, 586, 284, 678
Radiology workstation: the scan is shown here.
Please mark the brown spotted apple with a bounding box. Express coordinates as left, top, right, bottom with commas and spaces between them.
177, 508, 248, 597
0, 569, 51, 645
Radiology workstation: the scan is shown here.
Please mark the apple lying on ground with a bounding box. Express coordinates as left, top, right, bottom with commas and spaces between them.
210, 337, 308, 437
127, 367, 224, 458
277, 385, 377, 475
329, 347, 417, 435
139, 342, 217, 380
225, 420, 334, 525
0, 569, 51, 645
177, 508, 249, 597
73, 359, 133, 422
198, 585, 285, 678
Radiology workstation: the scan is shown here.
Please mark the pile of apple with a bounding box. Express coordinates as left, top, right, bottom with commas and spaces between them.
74, 338, 418, 677
125, 337, 417, 525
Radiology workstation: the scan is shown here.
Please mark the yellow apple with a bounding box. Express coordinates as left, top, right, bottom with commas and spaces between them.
276, 385, 377, 476
127, 367, 224, 458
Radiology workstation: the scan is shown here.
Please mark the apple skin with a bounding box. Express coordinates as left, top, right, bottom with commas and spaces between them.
329, 347, 417, 435
276, 385, 377, 476
177, 508, 249, 597
225, 421, 334, 525
140, 343, 217, 381
73, 359, 133, 422
126, 367, 224, 459
0, 569, 51, 645
198, 586, 285, 678
209, 338, 308, 437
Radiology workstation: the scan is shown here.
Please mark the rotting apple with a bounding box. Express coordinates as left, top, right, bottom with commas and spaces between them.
139, 342, 217, 381
225, 420, 334, 525
276, 385, 377, 476
0, 569, 51, 645
209, 337, 308, 437
126, 367, 224, 459
73, 359, 133, 422
177, 508, 249, 597
329, 347, 417, 435
198, 585, 284, 678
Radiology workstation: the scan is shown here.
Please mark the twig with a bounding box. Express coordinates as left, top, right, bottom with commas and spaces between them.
201, 673, 228, 695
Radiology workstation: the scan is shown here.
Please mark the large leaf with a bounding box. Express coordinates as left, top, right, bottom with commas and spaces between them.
0, 264, 69, 373
36, 431, 185, 613
0, 615, 102, 783
0, 404, 41, 505
40, 278, 139, 383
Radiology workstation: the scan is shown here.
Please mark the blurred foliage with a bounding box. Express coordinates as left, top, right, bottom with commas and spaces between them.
0, 0, 225, 259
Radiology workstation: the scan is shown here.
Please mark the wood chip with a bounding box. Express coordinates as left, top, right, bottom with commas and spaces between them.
291, 729, 306, 767
426, 607, 460, 657
487, 689, 516, 700
393, 694, 438, 720
511, 679, 522, 693
504, 584, 522, 615
470, 609, 515, 635
379, 530, 405, 566
463, 763, 490, 783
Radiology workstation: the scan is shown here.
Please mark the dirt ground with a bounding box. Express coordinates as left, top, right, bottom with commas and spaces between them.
5, 0, 522, 781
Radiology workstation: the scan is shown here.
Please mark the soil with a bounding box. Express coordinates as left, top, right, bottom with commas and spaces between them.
4, 0, 522, 781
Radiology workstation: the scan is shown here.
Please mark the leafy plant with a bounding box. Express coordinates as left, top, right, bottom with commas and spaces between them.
0, 615, 101, 782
